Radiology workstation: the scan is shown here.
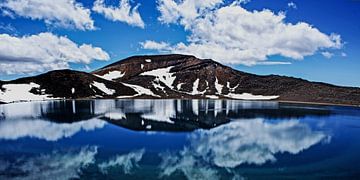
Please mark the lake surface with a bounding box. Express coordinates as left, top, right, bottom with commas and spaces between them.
0, 99, 360, 179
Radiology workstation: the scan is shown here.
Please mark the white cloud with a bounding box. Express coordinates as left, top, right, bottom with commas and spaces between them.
256, 61, 292, 65
0, 32, 109, 74
287, 2, 297, 9
157, 0, 224, 26
341, 52, 347, 57
0, 146, 98, 180
159, 119, 329, 179
0, 0, 94, 30
321, 51, 334, 59
144, 1, 342, 65
93, 0, 145, 28
140, 40, 170, 50
99, 149, 145, 174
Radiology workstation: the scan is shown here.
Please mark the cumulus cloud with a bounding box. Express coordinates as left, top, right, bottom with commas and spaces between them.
0, 32, 109, 74
157, 0, 223, 26
321, 51, 334, 59
0, 0, 94, 30
93, 0, 145, 28
257, 61, 292, 65
98, 149, 145, 174
159, 119, 329, 179
0, 146, 98, 180
140, 40, 170, 50
143, 0, 342, 65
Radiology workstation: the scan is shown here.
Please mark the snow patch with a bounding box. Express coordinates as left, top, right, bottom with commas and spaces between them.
215, 78, 223, 94
206, 95, 219, 99
153, 81, 165, 91
224, 93, 279, 100
92, 82, 115, 95
176, 83, 185, 90
189, 79, 206, 95
117, 95, 137, 99
145, 59, 151, 63
121, 83, 160, 97
141, 64, 144, 69
140, 66, 176, 89
96, 71, 125, 81
0, 82, 58, 103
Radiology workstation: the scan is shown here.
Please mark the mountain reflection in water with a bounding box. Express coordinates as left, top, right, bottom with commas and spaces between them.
1, 99, 359, 179
1, 99, 332, 134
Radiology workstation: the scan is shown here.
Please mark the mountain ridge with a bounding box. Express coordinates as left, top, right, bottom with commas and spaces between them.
1, 54, 360, 106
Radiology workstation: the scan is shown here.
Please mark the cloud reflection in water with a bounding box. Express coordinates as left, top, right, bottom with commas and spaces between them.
0, 146, 98, 180
98, 149, 145, 174
160, 118, 330, 179
0, 118, 105, 141
0, 99, 335, 179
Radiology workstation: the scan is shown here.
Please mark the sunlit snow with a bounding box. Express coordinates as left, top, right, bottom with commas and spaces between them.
224, 93, 279, 100
140, 66, 176, 89
215, 78, 224, 94
121, 83, 160, 97
92, 82, 115, 95
0, 82, 58, 103
96, 71, 125, 81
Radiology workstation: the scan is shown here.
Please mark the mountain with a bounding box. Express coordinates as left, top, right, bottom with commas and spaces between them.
0, 70, 138, 102
1, 54, 360, 106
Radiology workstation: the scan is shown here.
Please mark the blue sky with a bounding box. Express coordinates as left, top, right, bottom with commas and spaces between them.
0, 0, 359, 87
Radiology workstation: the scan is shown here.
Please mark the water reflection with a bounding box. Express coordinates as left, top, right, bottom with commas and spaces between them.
0, 146, 98, 180
98, 149, 145, 175
159, 119, 329, 179
0, 99, 341, 179
0, 118, 105, 141
101, 99, 332, 132
0, 99, 333, 141
0, 146, 149, 180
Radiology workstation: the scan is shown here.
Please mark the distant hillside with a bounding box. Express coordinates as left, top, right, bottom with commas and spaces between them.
1, 54, 360, 106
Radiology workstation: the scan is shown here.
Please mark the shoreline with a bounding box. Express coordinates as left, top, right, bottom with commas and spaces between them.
1, 98, 359, 108
277, 100, 360, 108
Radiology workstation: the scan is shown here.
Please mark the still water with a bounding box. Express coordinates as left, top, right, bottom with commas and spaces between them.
0, 99, 360, 179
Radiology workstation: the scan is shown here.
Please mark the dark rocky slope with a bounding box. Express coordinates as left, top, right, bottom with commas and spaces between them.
1, 54, 360, 105
1, 70, 137, 100
93, 54, 360, 105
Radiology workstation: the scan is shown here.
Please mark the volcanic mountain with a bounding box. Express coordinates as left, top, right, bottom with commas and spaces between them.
1, 54, 360, 106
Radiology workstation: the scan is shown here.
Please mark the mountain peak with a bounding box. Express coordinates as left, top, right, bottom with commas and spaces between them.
1, 54, 360, 106
99, 54, 197, 70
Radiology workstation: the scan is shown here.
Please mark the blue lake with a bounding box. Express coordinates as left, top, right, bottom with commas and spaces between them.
0, 99, 360, 179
